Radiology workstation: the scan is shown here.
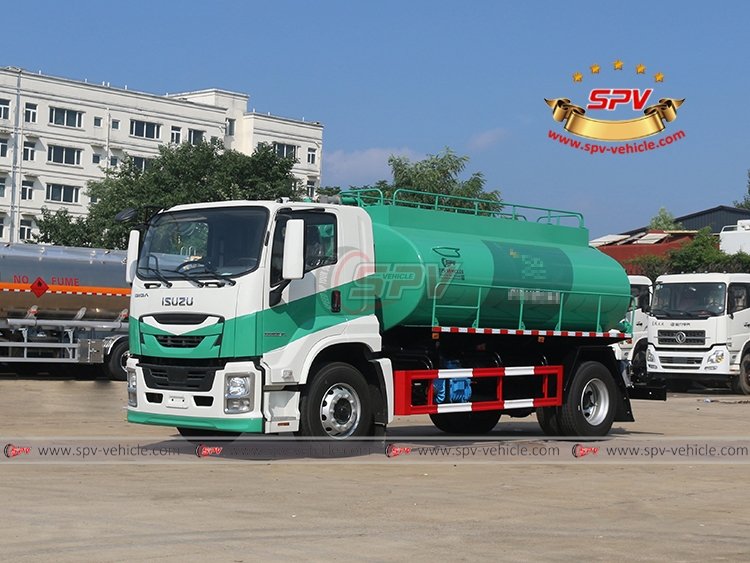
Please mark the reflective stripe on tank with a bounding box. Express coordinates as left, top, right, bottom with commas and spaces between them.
432, 326, 630, 339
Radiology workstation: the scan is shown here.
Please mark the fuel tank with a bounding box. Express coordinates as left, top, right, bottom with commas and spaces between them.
0, 244, 129, 322
365, 205, 630, 332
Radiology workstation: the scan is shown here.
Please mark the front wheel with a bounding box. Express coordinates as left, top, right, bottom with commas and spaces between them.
560, 361, 617, 437
298, 362, 373, 439
731, 353, 750, 395
105, 339, 130, 381
536, 407, 562, 437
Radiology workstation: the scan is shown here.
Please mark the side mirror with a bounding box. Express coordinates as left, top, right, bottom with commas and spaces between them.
115, 208, 138, 223
282, 219, 305, 280
125, 230, 140, 284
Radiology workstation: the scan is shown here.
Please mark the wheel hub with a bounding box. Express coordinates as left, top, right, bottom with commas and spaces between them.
580, 378, 610, 426
319, 383, 361, 438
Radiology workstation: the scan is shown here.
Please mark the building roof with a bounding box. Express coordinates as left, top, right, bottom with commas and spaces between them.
621, 205, 750, 235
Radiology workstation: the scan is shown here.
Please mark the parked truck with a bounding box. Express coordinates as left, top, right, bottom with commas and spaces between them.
612, 275, 652, 382
646, 272, 750, 394
121, 189, 664, 439
0, 243, 130, 380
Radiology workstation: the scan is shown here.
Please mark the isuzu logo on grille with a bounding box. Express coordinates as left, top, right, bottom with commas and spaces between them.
675, 331, 687, 344
162, 297, 194, 307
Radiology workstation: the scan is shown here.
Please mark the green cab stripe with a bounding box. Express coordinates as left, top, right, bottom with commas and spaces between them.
127, 410, 264, 433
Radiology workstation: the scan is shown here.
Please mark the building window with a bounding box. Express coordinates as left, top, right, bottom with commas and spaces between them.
0, 218, 4, 239
49, 107, 83, 128
21, 180, 33, 200
0, 99, 9, 120
0, 139, 7, 158
226, 118, 235, 136
132, 156, 149, 171
307, 180, 316, 199
130, 120, 161, 139
188, 129, 204, 145
274, 143, 297, 159
23, 141, 35, 161
112, 119, 120, 130
110, 156, 118, 167
92, 154, 101, 164
171, 126, 181, 144
46, 183, 80, 203
307, 148, 316, 165
25, 103, 37, 123
19, 219, 33, 241
94, 116, 102, 127
0, 177, 5, 198
47, 145, 82, 166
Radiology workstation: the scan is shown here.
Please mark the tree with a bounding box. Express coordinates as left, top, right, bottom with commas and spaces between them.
649, 207, 684, 231
733, 169, 750, 209
325, 147, 501, 212
34, 141, 300, 249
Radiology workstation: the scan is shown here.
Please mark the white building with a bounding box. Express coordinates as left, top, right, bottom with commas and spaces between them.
0, 66, 323, 243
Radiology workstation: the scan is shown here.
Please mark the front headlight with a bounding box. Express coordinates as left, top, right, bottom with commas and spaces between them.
127, 367, 137, 407
647, 350, 655, 363
707, 350, 725, 364
225, 374, 253, 414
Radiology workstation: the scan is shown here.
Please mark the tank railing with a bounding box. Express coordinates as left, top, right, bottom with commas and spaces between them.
430, 280, 635, 333
339, 189, 384, 206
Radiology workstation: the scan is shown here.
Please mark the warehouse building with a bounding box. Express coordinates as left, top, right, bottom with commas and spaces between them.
0, 66, 323, 243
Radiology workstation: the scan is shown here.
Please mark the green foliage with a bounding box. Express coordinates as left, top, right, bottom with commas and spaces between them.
340, 147, 500, 211
626, 227, 750, 281
649, 207, 684, 230
733, 169, 750, 209
34, 142, 300, 249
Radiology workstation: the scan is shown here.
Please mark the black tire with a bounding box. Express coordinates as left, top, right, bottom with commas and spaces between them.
105, 339, 130, 381
429, 410, 501, 435
630, 342, 647, 383
298, 362, 373, 439
731, 353, 750, 395
560, 361, 617, 437
536, 407, 563, 437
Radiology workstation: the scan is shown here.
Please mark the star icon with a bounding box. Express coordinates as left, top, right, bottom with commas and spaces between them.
635, 63, 646, 74
654, 72, 665, 82
573, 71, 583, 82
613, 59, 624, 70
590, 63, 600, 74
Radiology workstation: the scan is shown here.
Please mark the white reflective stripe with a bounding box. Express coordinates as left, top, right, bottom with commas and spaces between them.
503, 399, 535, 409
437, 369, 474, 379
436, 403, 473, 413
503, 367, 536, 377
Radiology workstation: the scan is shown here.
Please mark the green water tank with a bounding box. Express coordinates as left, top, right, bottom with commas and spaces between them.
364, 204, 629, 332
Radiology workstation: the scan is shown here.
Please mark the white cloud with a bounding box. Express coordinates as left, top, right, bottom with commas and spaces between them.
322, 147, 424, 187
468, 128, 512, 150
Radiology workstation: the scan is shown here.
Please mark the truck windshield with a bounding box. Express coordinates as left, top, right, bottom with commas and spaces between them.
651, 282, 726, 318
137, 207, 269, 282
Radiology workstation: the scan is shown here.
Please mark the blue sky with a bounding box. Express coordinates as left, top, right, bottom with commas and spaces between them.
5, 0, 748, 238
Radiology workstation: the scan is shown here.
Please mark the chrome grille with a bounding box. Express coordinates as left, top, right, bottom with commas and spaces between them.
658, 330, 706, 346
659, 356, 703, 370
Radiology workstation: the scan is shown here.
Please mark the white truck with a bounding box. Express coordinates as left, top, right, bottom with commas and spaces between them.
646, 273, 750, 394
720, 219, 750, 254
613, 275, 652, 382
120, 189, 664, 439
0, 244, 131, 379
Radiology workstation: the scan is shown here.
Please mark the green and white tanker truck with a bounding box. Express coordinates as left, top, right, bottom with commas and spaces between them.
121, 189, 664, 439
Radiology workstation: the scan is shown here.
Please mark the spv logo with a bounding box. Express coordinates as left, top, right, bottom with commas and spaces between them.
545, 59, 684, 148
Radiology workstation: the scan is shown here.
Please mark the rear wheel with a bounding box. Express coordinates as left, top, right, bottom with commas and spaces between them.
560, 361, 617, 437
429, 410, 501, 435
298, 362, 373, 439
536, 407, 562, 437
731, 353, 750, 395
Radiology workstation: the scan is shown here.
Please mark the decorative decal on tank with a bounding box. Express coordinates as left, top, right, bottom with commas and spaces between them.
482, 241, 574, 291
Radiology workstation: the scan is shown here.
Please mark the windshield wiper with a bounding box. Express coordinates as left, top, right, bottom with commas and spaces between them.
180, 263, 237, 287
163, 269, 206, 288
139, 265, 173, 288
